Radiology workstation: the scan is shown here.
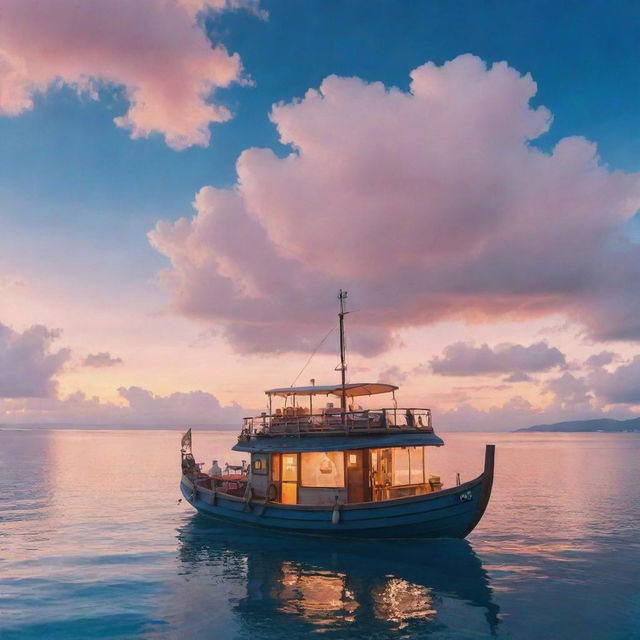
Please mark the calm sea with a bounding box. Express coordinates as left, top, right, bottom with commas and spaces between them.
1, 429, 639, 640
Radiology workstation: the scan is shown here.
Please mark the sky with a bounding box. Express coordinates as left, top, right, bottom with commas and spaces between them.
2, 0, 640, 429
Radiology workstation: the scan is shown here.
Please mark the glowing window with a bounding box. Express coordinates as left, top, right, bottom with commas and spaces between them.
282, 454, 298, 482
374, 446, 426, 486
301, 452, 345, 487
392, 448, 410, 486
409, 447, 425, 484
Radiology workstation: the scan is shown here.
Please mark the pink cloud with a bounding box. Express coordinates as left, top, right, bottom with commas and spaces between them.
0, 0, 250, 149
588, 355, 640, 405
150, 55, 640, 352
585, 351, 617, 369
429, 341, 566, 376
543, 372, 592, 409
178, 0, 265, 19
435, 386, 636, 431
0, 322, 70, 398
83, 352, 123, 368
0, 386, 246, 426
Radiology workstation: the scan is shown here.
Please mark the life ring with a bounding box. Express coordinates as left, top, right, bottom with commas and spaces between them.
266, 483, 278, 502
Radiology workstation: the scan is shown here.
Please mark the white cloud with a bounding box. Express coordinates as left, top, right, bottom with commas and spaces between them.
0, 322, 70, 398
151, 55, 640, 353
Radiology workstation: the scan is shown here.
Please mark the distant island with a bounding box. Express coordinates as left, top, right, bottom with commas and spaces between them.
517, 417, 640, 432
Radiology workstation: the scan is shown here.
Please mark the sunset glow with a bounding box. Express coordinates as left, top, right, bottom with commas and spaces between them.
2, 1, 640, 429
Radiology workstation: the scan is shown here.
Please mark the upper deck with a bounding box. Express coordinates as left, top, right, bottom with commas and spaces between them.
240, 406, 433, 439
238, 381, 435, 443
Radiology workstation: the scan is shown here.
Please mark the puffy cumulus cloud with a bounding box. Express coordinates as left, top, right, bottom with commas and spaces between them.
83, 352, 123, 368
150, 187, 394, 354
436, 386, 636, 431
589, 356, 640, 405
0, 386, 246, 426
437, 396, 541, 431
0, 322, 70, 398
150, 55, 640, 352
116, 386, 244, 424
0, 0, 252, 149
544, 372, 592, 409
429, 341, 566, 377
585, 351, 617, 369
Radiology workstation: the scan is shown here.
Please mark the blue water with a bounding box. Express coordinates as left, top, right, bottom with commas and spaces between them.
1, 429, 639, 639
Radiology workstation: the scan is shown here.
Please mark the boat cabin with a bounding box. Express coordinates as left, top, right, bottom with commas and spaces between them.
233, 382, 444, 506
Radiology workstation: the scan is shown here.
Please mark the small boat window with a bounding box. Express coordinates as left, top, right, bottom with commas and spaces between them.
252, 454, 268, 475
300, 452, 345, 488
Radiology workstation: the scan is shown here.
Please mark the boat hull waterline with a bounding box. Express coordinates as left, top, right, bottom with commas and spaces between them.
181, 444, 494, 539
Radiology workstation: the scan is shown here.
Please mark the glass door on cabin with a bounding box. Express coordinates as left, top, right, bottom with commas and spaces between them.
347, 450, 369, 503
281, 453, 298, 504
370, 448, 393, 501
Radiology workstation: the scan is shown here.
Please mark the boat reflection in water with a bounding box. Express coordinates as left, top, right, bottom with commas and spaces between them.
175, 515, 501, 638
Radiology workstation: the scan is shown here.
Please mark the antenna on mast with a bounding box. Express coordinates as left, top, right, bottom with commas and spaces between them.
337, 289, 349, 417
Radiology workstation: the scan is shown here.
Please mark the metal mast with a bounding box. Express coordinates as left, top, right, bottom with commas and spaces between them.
338, 289, 348, 416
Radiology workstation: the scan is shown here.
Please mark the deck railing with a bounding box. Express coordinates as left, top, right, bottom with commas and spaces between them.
239, 407, 433, 438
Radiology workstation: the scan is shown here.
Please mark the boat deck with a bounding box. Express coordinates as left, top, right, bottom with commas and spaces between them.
241, 407, 433, 439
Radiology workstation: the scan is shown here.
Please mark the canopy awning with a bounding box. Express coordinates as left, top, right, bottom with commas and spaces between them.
265, 382, 398, 398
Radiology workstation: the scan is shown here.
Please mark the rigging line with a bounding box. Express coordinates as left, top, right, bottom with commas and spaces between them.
290, 326, 337, 388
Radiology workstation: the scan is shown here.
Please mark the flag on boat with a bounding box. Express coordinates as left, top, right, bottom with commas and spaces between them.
181, 428, 192, 451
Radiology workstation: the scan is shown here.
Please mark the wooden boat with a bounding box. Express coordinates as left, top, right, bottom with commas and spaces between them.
180, 291, 494, 539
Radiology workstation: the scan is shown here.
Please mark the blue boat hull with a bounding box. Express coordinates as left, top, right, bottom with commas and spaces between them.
180, 445, 494, 539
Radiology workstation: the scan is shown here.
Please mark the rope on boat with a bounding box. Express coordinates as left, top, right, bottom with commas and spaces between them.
289, 326, 336, 388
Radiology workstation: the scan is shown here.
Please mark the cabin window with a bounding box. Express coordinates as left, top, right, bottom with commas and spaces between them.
252, 454, 268, 475
371, 446, 426, 487
392, 448, 410, 486
410, 446, 426, 484
282, 454, 298, 482
300, 452, 345, 488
